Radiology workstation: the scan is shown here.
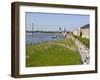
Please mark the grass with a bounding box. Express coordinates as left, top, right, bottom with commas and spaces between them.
73, 35, 89, 48
26, 38, 82, 67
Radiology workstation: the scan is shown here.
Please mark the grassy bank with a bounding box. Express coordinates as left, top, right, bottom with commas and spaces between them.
73, 35, 89, 48
26, 38, 81, 67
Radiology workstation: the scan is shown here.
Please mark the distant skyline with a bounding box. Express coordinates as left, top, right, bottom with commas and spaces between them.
25, 12, 89, 31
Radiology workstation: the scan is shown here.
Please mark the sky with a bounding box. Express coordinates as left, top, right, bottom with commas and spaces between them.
25, 12, 89, 31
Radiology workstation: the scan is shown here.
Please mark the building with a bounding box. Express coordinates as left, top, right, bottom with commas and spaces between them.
73, 28, 80, 36
80, 24, 90, 38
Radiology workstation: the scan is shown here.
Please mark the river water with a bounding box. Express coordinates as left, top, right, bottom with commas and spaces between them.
26, 32, 64, 44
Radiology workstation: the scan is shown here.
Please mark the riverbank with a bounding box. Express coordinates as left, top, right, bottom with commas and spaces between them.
26, 38, 82, 67
73, 35, 89, 48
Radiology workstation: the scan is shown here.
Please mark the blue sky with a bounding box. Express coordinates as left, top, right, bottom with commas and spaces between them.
25, 12, 89, 31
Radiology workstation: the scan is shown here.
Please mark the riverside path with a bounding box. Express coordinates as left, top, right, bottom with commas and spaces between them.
70, 35, 90, 64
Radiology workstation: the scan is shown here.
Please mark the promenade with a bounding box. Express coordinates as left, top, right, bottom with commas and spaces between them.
71, 35, 90, 64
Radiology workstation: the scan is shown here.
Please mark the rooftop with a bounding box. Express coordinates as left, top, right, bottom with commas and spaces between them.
81, 24, 90, 29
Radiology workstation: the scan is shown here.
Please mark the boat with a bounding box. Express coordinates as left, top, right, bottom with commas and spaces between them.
51, 36, 57, 39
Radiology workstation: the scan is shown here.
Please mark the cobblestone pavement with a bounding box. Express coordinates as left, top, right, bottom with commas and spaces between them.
71, 35, 90, 64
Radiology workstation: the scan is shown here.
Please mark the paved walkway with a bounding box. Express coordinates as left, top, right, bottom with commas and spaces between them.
71, 35, 90, 64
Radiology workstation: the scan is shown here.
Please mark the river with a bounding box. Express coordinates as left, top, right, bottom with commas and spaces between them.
26, 32, 64, 44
